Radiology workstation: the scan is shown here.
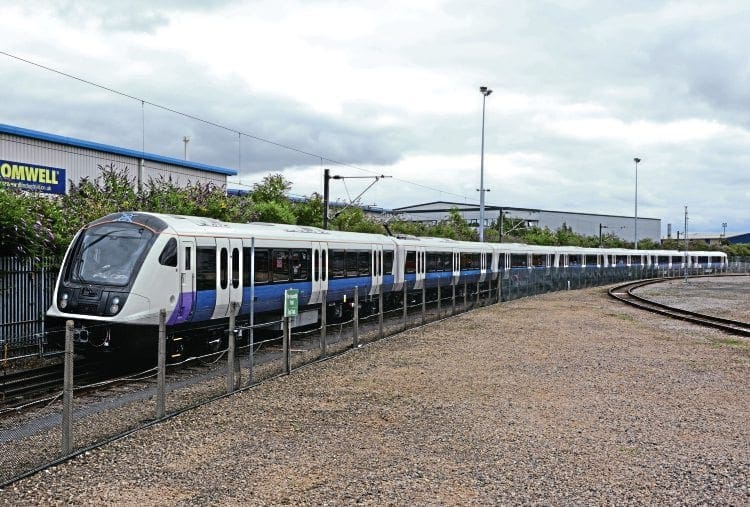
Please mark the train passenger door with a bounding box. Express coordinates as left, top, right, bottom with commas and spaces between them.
173, 238, 196, 324
370, 244, 383, 295
308, 242, 328, 305
452, 249, 460, 285
212, 238, 231, 319
228, 238, 243, 315
414, 247, 426, 290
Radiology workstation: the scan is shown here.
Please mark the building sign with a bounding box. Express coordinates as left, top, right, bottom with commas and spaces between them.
0, 160, 66, 195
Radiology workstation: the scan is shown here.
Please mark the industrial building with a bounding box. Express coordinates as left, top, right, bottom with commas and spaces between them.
392, 201, 662, 244
0, 124, 236, 195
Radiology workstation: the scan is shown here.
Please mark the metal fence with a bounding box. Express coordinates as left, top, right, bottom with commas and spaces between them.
0, 261, 747, 487
1, 256, 748, 359
0, 257, 60, 358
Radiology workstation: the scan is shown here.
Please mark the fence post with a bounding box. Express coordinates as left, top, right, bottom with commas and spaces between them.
378, 288, 384, 340
402, 283, 408, 331
437, 281, 442, 318
497, 274, 502, 303
282, 316, 290, 374
421, 284, 426, 325
353, 287, 359, 347
451, 280, 456, 315
320, 290, 327, 357
62, 320, 74, 455
463, 279, 468, 310
227, 302, 237, 394
476, 280, 480, 306
156, 309, 166, 419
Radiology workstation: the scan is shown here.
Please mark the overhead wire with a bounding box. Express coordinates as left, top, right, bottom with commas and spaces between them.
0, 49, 477, 204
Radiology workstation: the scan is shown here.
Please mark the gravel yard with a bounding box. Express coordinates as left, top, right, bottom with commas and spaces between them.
1, 282, 749, 505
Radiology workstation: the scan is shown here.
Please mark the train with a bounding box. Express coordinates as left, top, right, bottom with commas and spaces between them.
46, 211, 728, 356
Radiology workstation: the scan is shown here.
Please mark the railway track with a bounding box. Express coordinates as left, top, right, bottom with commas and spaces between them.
608, 278, 750, 336
0, 359, 116, 412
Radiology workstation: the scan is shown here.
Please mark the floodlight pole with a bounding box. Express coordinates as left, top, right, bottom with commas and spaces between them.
634, 157, 641, 249
478, 85, 493, 242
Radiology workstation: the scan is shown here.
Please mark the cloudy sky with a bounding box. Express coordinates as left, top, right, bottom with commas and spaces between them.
2, 0, 749, 235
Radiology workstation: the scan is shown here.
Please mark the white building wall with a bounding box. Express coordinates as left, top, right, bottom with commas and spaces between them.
0, 132, 228, 192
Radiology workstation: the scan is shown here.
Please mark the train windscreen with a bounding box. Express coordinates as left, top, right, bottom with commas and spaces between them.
70, 222, 155, 286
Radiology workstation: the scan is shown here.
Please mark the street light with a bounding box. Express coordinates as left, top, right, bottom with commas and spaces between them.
633, 157, 641, 249
478, 85, 492, 242
722, 222, 727, 238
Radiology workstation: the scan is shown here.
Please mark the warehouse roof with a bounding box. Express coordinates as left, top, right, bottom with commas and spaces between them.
0, 123, 237, 176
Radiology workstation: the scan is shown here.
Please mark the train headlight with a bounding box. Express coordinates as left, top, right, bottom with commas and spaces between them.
109, 296, 121, 315
59, 292, 69, 310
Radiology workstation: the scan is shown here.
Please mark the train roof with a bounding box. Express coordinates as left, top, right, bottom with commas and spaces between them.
87, 212, 727, 259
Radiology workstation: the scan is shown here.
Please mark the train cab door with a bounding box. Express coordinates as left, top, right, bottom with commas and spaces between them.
370, 244, 383, 295
212, 238, 231, 319
228, 238, 243, 316
308, 242, 328, 305
174, 238, 196, 324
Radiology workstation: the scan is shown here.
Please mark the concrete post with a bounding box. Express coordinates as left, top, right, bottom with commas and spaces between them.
157, 309, 166, 419
62, 320, 74, 455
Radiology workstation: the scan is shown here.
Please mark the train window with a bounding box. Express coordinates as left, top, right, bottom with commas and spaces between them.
426, 252, 438, 272
358, 251, 370, 276
254, 249, 270, 284
345, 251, 358, 277
532, 254, 545, 267
615, 255, 627, 266
220, 248, 228, 290
383, 250, 394, 275
159, 238, 178, 267
196, 247, 216, 291
405, 251, 416, 274
465, 253, 478, 268
272, 249, 290, 282
658, 256, 669, 264
231, 248, 240, 289
442, 252, 452, 271
331, 250, 345, 278
185, 246, 191, 270
242, 248, 251, 286
314, 250, 319, 282
322, 250, 328, 281
510, 254, 527, 268
584, 255, 598, 266
291, 250, 310, 281
569, 255, 582, 266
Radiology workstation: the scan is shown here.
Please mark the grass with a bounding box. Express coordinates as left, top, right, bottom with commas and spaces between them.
712, 337, 749, 349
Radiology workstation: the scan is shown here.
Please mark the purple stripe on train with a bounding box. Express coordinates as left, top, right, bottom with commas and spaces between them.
168, 292, 195, 325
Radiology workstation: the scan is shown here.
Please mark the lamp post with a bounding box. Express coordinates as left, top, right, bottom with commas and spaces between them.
722, 222, 727, 238
633, 157, 641, 248
478, 85, 492, 242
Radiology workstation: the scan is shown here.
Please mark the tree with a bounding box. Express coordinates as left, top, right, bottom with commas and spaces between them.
330, 207, 384, 234
294, 193, 324, 227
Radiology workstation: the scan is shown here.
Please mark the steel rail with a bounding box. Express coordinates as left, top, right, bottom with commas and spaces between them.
608, 277, 750, 337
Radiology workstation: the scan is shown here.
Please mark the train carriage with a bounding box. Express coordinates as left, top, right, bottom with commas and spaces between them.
47, 211, 728, 355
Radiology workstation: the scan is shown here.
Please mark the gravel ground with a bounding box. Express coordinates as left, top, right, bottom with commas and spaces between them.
1, 281, 749, 505
635, 275, 750, 322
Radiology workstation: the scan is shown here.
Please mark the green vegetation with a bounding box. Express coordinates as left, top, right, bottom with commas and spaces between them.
1, 165, 747, 260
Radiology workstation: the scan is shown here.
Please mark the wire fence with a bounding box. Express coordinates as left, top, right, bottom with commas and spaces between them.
0, 259, 747, 486
0, 257, 60, 359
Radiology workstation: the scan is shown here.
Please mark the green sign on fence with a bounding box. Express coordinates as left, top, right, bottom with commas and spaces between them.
283, 289, 299, 318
